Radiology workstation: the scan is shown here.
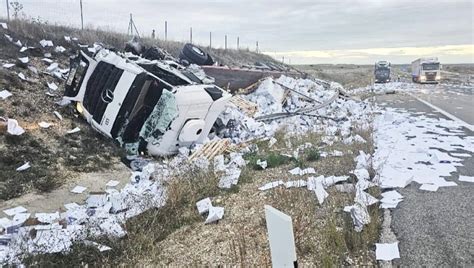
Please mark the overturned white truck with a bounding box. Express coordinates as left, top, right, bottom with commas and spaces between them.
64, 49, 231, 156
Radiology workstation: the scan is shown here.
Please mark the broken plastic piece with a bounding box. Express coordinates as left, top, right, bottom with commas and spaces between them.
16, 162, 30, 171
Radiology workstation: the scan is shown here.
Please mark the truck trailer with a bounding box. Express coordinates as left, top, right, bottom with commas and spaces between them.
411, 57, 441, 84
374, 61, 391, 83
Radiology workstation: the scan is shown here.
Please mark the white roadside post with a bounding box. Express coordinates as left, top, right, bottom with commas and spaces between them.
264, 205, 297, 267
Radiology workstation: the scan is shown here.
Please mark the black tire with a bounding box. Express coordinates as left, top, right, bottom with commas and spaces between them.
181, 43, 210, 65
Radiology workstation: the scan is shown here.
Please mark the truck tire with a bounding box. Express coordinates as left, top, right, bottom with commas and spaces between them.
181, 43, 212, 65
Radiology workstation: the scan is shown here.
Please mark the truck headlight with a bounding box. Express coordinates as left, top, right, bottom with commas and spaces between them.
436, 75, 441, 80
420, 75, 426, 81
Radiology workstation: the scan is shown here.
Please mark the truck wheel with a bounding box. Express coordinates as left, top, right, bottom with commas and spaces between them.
181, 43, 212, 65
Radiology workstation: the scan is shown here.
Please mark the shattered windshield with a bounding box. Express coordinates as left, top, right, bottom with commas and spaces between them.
139, 89, 178, 141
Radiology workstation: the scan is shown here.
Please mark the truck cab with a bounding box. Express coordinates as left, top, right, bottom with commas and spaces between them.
374, 61, 391, 83
411, 57, 441, 84
64, 49, 231, 156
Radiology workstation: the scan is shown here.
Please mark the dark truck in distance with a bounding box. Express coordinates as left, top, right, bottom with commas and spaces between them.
374, 61, 391, 83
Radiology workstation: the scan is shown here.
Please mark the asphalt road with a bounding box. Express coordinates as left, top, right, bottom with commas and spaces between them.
410, 83, 474, 125
376, 91, 474, 266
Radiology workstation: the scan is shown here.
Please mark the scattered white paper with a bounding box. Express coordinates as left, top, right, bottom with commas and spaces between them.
256, 159, 267, 169
47, 82, 58, 91
459, 176, 474, 183
84, 240, 112, 252
64, 203, 80, 210
18, 57, 28, 64
0, 23, 7, 29
54, 46, 66, 53
66, 127, 80, 134
196, 197, 212, 214
70, 186, 87, 194
35, 212, 60, 224
376, 242, 400, 261
205, 206, 224, 224
419, 184, 439, 192
105, 180, 120, 187
53, 111, 63, 121
39, 39, 54, 47
16, 162, 30, 171
3, 206, 27, 217
0, 90, 12, 100
38, 121, 52, 128
2, 63, 15, 68
285, 179, 307, 188
7, 119, 25, 135
18, 72, 26, 81
259, 180, 284, 191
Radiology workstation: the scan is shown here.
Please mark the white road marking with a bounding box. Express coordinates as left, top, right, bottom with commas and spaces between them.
409, 93, 474, 132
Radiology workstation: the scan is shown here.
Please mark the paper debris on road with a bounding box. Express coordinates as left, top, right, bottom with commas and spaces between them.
459, 176, 474, 183
106, 180, 120, 187
419, 184, 439, 192
380, 190, 404, 209
196, 197, 212, 214
38, 121, 52, 128
0, 90, 12, 100
205, 206, 224, 224
35, 212, 60, 224
70, 186, 87, 194
16, 162, 30, 171
289, 167, 316, 176
259, 180, 284, 191
376, 242, 400, 260
3, 206, 27, 216
451, 153, 471, 158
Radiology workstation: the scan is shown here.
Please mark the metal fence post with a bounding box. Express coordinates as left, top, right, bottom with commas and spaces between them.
165, 21, 167, 41
80, 0, 84, 30
225, 35, 227, 50
237, 36, 239, 50
6, 0, 10, 21
209, 32, 212, 49
190, 27, 192, 43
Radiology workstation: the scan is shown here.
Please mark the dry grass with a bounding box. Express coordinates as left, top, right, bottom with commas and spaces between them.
6, 18, 280, 67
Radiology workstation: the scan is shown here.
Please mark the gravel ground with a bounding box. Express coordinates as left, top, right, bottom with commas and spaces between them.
376, 93, 474, 266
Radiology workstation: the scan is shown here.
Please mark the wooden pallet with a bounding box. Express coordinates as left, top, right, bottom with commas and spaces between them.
230, 95, 258, 116
189, 139, 232, 161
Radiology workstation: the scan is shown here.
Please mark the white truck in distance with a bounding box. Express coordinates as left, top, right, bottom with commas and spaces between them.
411, 57, 441, 83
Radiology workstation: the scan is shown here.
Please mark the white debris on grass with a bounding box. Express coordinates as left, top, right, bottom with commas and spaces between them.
54, 46, 66, 53
285, 179, 307, 188
268, 137, 277, 148
289, 167, 316, 176
46, 62, 59, 72
344, 203, 370, 232
7, 119, 25, 135
376, 242, 400, 261
17, 72, 26, 81
53, 111, 63, 120
458, 176, 474, 183
18, 57, 28, 64
47, 82, 58, 91
2, 63, 15, 68
35, 212, 60, 224
0, 22, 7, 29
70, 186, 87, 194
3, 206, 27, 217
205, 206, 224, 224
105, 180, 120, 187
39, 39, 54, 47
256, 159, 267, 169
66, 127, 80, 134
196, 197, 212, 214
0, 89, 12, 100
38, 121, 52, 128
83, 240, 112, 252
15, 162, 30, 172
258, 180, 284, 191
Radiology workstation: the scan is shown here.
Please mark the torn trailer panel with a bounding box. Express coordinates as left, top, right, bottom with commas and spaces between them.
64, 49, 231, 156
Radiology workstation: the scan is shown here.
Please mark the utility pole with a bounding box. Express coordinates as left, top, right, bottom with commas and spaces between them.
127, 14, 140, 38
256, 41, 259, 53
225, 35, 227, 50
190, 27, 192, 43
282, 56, 285, 64
164, 21, 167, 41
80, 0, 84, 30
6, 0, 10, 21
209, 32, 212, 49
237, 37, 239, 50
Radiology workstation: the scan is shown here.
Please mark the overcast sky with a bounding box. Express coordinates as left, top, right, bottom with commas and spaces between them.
2, 0, 473, 64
